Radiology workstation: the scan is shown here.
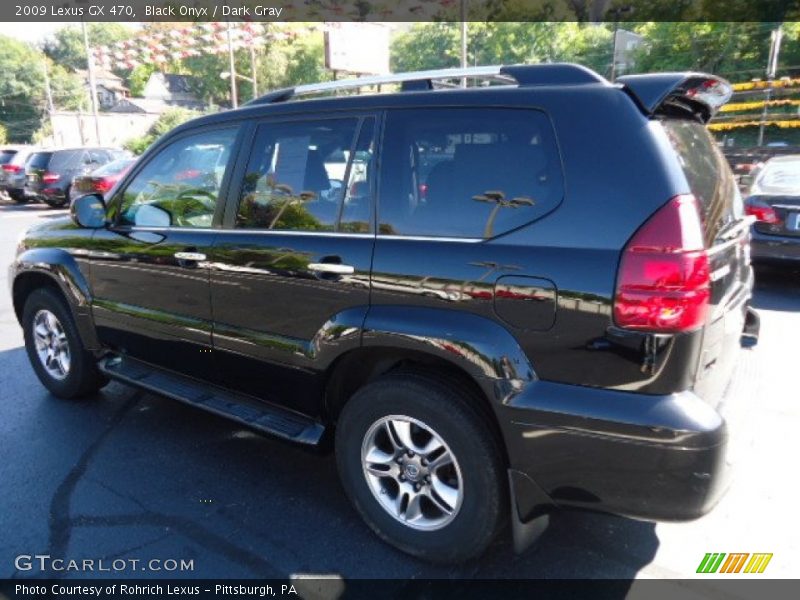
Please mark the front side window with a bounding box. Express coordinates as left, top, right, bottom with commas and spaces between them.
116, 128, 237, 228
378, 108, 563, 239
236, 117, 373, 232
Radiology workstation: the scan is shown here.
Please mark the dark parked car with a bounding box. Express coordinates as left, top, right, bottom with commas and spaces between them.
23, 147, 127, 208
0, 145, 36, 202
69, 158, 136, 204
10, 64, 759, 563
746, 154, 800, 265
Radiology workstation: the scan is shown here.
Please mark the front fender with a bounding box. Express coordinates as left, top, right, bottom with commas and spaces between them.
11, 248, 101, 350
362, 305, 537, 405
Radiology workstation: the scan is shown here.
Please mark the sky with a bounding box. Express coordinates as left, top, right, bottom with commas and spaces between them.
0, 22, 68, 45
0, 22, 138, 45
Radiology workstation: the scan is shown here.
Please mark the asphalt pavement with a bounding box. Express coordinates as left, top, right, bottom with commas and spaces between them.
1, 196, 798, 583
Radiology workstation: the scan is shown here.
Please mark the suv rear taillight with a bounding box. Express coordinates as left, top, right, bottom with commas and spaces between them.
744, 196, 780, 224
614, 194, 710, 333
92, 178, 114, 193
2, 164, 21, 173
42, 172, 60, 184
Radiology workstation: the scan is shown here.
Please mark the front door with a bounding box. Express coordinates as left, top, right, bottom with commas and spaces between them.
210, 115, 377, 417
90, 125, 240, 381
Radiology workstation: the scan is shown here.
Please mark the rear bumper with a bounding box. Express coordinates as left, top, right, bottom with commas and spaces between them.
24, 187, 66, 203
500, 379, 738, 523
751, 229, 800, 264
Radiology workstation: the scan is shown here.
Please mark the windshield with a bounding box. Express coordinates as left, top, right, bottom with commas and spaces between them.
1, 150, 17, 165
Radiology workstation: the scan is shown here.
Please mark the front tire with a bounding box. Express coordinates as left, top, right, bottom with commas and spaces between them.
22, 288, 108, 399
335, 371, 506, 563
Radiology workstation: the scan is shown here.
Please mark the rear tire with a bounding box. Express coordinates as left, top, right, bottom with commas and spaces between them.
335, 371, 506, 563
44, 195, 67, 208
22, 287, 108, 399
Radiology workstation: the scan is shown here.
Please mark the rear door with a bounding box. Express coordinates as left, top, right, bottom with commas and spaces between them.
209, 114, 377, 417
661, 119, 751, 402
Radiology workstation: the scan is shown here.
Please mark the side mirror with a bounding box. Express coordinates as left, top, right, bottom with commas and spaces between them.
71, 194, 107, 229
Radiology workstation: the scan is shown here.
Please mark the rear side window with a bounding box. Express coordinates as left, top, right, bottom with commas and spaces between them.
27, 152, 52, 170
1, 150, 17, 165
49, 151, 80, 170
378, 108, 563, 238
236, 117, 374, 232
662, 120, 742, 240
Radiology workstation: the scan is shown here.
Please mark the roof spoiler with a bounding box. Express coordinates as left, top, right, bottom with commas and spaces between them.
616, 73, 732, 123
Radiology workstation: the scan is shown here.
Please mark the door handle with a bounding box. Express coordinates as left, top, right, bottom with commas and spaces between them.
174, 251, 207, 261
308, 263, 355, 275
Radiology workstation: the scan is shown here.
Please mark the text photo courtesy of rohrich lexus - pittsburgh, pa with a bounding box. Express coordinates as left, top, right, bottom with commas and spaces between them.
1, 1, 800, 599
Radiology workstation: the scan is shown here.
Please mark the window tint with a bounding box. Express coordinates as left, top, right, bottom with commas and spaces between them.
378, 108, 563, 238
662, 120, 741, 238
27, 152, 52, 170
340, 119, 375, 233
88, 149, 107, 164
1, 150, 17, 165
236, 118, 372, 232
117, 128, 236, 229
50, 151, 80, 170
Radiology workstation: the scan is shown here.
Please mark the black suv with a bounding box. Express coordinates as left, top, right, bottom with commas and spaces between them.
23, 147, 124, 207
10, 64, 759, 563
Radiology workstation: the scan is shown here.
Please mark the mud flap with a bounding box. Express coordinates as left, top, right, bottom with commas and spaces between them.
508, 469, 552, 553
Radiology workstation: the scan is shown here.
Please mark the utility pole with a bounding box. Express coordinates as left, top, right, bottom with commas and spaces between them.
610, 26, 619, 82
227, 22, 238, 109
81, 21, 102, 145
758, 25, 784, 147
460, 0, 468, 88
42, 59, 56, 145
250, 45, 258, 99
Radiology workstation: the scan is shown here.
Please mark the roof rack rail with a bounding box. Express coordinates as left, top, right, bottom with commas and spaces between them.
244, 63, 606, 107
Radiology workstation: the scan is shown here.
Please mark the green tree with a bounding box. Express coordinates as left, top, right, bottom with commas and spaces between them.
42, 23, 133, 73
391, 22, 612, 75
128, 64, 158, 97
124, 107, 200, 155
0, 35, 46, 142
630, 22, 774, 79
0, 122, 7, 144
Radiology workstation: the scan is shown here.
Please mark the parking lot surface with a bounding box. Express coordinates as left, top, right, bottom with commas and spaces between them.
1, 198, 798, 581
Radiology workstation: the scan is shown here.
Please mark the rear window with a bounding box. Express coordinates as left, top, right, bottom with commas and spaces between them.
662, 120, 742, 240
752, 158, 800, 194
378, 108, 563, 239
1, 150, 17, 165
27, 152, 53, 170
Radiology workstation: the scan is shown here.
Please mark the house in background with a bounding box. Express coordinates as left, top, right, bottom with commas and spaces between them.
78, 68, 130, 110
611, 29, 645, 77
142, 73, 205, 110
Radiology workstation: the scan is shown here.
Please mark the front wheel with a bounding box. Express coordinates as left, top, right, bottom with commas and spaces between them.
335, 372, 507, 563
22, 288, 108, 399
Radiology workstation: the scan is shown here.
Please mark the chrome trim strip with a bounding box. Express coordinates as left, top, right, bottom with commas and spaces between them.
119, 226, 482, 243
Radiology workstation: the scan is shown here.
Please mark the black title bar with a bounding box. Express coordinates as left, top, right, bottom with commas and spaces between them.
2, 0, 800, 23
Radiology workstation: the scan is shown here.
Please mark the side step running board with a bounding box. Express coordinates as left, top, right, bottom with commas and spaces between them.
98, 355, 325, 445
